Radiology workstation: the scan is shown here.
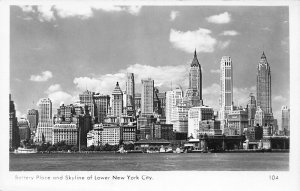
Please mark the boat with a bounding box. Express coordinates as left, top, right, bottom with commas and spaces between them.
116, 147, 127, 154
14, 147, 37, 154
159, 147, 173, 153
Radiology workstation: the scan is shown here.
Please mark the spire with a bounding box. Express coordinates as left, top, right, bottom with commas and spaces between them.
261, 51, 266, 59
191, 49, 200, 67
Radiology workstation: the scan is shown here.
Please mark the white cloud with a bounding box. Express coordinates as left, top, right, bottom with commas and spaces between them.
48, 91, 74, 109
30, 71, 53, 82
126, 6, 142, 16
210, 69, 220, 74
206, 12, 231, 24
170, 11, 179, 21
220, 30, 239, 36
73, 64, 189, 95
45, 84, 62, 94
169, 28, 217, 53
217, 40, 231, 49
19, 5, 142, 21
273, 95, 287, 103
37, 6, 55, 22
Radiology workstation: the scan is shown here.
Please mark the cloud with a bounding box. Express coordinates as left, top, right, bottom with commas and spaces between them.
170, 11, 179, 21
273, 95, 287, 103
45, 84, 62, 94
206, 12, 231, 24
19, 5, 142, 21
233, 86, 256, 107
169, 28, 217, 53
210, 69, 220, 74
44, 84, 75, 109
73, 64, 189, 95
217, 40, 231, 49
220, 30, 239, 36
30, 71, 53, 82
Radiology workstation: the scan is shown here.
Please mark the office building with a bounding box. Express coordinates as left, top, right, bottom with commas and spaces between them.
52, 123, 78, 145
27, 109, 38, 132
219, 56, 233, 131
281, 105, 290, 132
94, 94, 110, 124
126, 73, 135, 116
79, 90, 95, 119
120, 125, 136, 142
9, 94, 19, 149
141, 78, 154, 115
227, 109, 248, 135
166, 88, 184, 124
35, 98, 53, 143
18, 118, 31, 141
256, 52, 273, 125
112, 82, 123, 117
189, 49, 203, 105
247, 93, 256, 127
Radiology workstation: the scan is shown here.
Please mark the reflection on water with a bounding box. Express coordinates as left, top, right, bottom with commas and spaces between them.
10, 152, 289, 171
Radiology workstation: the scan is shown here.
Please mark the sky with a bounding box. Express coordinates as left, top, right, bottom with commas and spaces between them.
10, 5, 289, 126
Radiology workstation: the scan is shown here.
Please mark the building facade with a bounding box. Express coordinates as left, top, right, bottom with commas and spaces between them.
94, 94, 110, 124
189, 49, 203, 105
112, 82, 123, 117
141, 78, 154, 115
281, 105, 290, 132
188, 106, 214, 138
35, 98, 53, 143
18, 118, 31, 141
247, 93, 256, 127
126, 73, 135, 116
227, 110, 248, 136
120, 125, 136, 142
27, 109, 38, 132
166, 88, 184, 124
79, 90, 95, 120
52, 123, 78, 145
9, 94, 19, 149
256, 52, 273, 125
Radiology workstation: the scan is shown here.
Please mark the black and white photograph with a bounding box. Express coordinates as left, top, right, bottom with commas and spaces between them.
1, 0, 300, 191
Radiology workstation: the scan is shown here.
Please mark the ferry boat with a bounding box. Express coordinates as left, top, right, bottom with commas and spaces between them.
14, 147, 37, 154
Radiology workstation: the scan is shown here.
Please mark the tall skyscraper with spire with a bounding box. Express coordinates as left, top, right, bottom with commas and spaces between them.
219, 56, 233, 122
256, 52, 273, 125
188, 49, 203, 105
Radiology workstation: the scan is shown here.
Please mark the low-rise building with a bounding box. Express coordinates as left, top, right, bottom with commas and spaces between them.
227, 109, 248, 135
52, 123, 77, 145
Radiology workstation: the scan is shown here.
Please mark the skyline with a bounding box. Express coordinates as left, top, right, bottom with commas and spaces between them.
10, 5, 289, 124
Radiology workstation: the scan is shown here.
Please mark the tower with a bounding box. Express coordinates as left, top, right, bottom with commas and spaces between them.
126, 73, 135, 116
256, 52, 273, 125
27, 109, 39, 132
281, 105, 290, 132
9, 94, 20, 149
79, 90, 95, 120
188, 49, 203, 105
141, 78, 154, 116
35, 98, 53, 143
112, 82, 123, 117
219, 56, 233, 120
247, 93, 256, 127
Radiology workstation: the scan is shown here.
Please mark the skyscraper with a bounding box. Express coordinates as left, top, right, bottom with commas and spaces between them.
141, 78, 154, 115
112, 82, 123, 117
257, 52, 272, 114
79, 90, 95, 120
166, 88, 183, 124
281, 105, 290, 132
35, 98, 53, 143
126, 73, 135, 114
219, 56, 233, 123
9, 94, 20, 149
189, 49, 203, 105
27, 109, 38, 132
256, 52, 273, 126
94, 94, 110, 124
247, 93, 256, 127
